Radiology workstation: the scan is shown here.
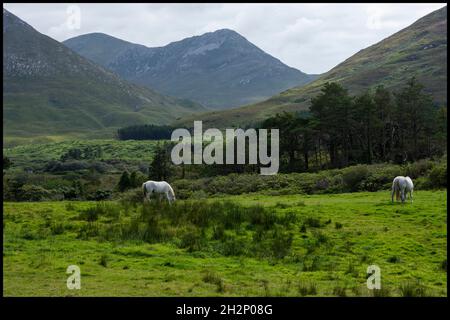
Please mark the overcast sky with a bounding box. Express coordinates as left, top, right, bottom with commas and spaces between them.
3, 3, 446, 74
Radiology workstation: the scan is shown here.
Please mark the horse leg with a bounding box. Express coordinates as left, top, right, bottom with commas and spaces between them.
410, 190, 413, 204
148, 190, 153, 202
143, 188, 150, 202
391, 187, 395, 203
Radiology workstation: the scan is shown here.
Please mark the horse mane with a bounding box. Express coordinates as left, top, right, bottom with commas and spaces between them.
167, 184, 175, 197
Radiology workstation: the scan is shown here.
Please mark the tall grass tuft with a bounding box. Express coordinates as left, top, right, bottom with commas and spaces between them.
202, 270, 225, 293
297, 281, 318, 296
399, 281, 427, 297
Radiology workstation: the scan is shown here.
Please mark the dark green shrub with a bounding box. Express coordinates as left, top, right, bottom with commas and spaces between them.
120, 188, 144, 206
18, 184, 52, 201
86, 189, 112, 201
404, 159, 434, 179
342, 165, 369, 192
428, 163, 447, 188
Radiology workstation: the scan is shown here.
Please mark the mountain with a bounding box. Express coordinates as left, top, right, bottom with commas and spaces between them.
64, 29, 317, 109
3, 9, 205, 139
179, 6, 447, 128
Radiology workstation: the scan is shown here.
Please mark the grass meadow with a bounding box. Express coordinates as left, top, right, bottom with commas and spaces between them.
3, 190, 447, 297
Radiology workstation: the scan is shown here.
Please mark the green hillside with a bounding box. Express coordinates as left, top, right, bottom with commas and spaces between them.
3, 9, 205, 139
176, 6, 447, 128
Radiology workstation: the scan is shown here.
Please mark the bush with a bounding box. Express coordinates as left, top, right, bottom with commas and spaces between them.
428, 163, 447, 188
361, 165, 400, 191
168, 157, 445, 198
413, 177, 432, 190
119, 188, 144, 205
404, 159, 434, 179
86, 190, 112, 201
18, 185, 53, 201
342, 165, 369, 192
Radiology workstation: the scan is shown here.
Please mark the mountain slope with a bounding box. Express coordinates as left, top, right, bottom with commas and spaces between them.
3, 9, 205, 138
64, 30, 317, 109
179, 6, 447, 128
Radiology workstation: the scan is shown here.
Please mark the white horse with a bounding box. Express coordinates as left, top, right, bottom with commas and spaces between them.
391, 176, 414, 203
142, 180, 176, 204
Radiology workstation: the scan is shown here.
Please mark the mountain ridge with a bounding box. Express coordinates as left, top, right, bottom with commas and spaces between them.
3, 9, 206, 139
64, 29, 318, 109
176, 6, 447, 128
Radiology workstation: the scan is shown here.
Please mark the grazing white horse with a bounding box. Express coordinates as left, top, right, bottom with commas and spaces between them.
391, 176, 414, 203
142, 180, 176, 204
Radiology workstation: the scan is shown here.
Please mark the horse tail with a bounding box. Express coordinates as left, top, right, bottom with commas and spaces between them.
392, 178, 400, 201
142, 183, 147, 197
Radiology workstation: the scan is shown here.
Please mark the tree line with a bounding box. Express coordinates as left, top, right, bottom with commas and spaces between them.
117, 124, 175, 140
261, 77, 446, 172
143, 78, 446, 180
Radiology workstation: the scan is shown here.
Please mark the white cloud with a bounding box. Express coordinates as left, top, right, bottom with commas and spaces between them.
3, 3, 446, 74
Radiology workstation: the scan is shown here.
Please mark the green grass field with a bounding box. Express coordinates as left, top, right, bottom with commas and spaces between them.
3, 190, 447, 297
